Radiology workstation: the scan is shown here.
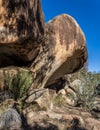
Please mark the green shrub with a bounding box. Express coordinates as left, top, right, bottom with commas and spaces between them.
74, 70, 100, 110
4, 70, 34, 101
53, 93, 65, 107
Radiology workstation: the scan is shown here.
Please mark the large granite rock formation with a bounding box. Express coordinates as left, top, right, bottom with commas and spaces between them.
0, 0, 44, 43
0, 0, 87, 96
0, 0, 87, 69
45, 14, 87, 86
1, 1, 100, 130
0, 0, 45, 66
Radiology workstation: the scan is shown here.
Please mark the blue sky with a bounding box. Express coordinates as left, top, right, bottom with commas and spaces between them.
41, 0, 100, 72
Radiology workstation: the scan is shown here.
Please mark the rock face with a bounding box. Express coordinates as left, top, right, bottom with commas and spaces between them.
0, 0, 88, 96
0, 108, 22, 130
0, 0, 87, 69
0, 0, 45, 66
0, 0, 44, 43
45, 14, 87, 86
23, 105, 100, 130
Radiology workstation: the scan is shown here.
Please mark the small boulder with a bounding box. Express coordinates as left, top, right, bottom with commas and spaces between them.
0, 108, 22, 130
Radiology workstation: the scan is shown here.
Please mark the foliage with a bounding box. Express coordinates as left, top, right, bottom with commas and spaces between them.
74, 69, 100, 110
4, 70, 34, 101
53, 93, 65, 107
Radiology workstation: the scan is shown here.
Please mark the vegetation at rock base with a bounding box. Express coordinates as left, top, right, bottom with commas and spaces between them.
53, 93, 66, 107
3, 70, 34, 102
1, 67, 99, 113
62, 68, 99, 111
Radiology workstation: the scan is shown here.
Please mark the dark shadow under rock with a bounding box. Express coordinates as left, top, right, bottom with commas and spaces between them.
21, 121, 59, 130
66, 118, 87, 130
0, 91, 13, 103
32, 122, 59, 130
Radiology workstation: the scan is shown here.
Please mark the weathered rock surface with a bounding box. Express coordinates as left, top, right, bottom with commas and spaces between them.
0, 0, 45, 66
0, 0, 44, 43
0, 14, 87, 91
0, 87, 100, 130
45, 14, 87, 86
0, 0, 87, 72
22, 106, 100, 130
30, 14, 87, 89
0, 108, 22, 130
0, 0, 87, 96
